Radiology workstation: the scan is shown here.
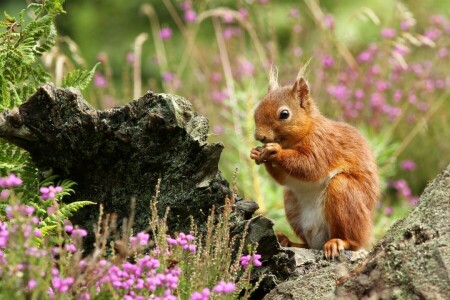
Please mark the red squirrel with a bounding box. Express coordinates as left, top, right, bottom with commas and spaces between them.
250, 68, 380, 259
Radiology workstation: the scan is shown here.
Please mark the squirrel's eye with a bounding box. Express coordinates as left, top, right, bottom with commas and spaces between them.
279, 109, 290, 120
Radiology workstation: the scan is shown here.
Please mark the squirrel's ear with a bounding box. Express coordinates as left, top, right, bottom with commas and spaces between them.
290, 77, 310, 109
268, 66, 279, 92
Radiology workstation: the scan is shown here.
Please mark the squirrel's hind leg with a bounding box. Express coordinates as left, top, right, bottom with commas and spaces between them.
323, 173, 373, 259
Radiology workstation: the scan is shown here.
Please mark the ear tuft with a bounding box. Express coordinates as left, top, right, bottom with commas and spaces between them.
291, 77, 310, 109
268, 65, 279, 92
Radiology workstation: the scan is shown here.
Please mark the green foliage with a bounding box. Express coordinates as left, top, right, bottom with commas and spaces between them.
30, 178, 95, 234
1, 1, 97, 224
62, 62, 99, 90
0, 1, 66, 193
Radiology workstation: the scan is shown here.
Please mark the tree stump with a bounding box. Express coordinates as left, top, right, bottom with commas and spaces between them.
0, 84, 231, 240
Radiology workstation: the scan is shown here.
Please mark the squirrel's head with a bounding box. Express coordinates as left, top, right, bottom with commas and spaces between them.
254, 68, 318, 148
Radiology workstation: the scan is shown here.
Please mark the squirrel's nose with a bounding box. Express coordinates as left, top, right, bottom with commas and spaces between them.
255, 134, 266, 143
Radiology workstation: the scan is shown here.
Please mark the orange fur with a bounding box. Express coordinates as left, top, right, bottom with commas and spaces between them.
250, 74, 379, 259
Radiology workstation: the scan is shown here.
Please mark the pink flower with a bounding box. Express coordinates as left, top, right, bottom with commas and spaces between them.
384, 206, 394, 216
27, 280, 37, 290
321, 55, 334, 68
438, 48, 448, 58
213, 125, 224, 135
71, 228, 88, 238
65, 244, 77, 252
400, 159, 416, 171
322, 14, 334, 30
238, 8, 249, 19
0, 174, 22, 188
238, 58, 255, 76
126, 52, 135, 64
223, 12, 234, 23
190, 288, 210, 300
0, 190, 10, 200
184, 10, 197, 23
94, 73, 107, 88
40, 185, 63, 200
160, 27, 173, 40
424, 28, 441, 41
239, 254, 262, 269
380, 28, 396, 39
212, 281, 235, 294
400, 20, 414, 30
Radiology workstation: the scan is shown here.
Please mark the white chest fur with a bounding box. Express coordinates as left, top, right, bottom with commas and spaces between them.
284, 170, 340, 249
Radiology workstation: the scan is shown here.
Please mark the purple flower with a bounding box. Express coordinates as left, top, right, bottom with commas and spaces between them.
380, 28, 396, 39
322, 14, 334, 30
160, 27, 173, 40
238, 58, 255, 76
238, 8, 249, 19
392, 90, 403, 102
223, 12, 234, 23
184, 10, 197, 23
0, 189, 10, 199
34, 229, 42, 238
126, 52, 135, 64
162, 72, 175, 82
392, 179, 412, 198
213, 125, 224, 135
357, 51, 373, 63
0, 222, 8, 248
0, 174, 22, 188
71, 228, 88, 238
223, 27, 241, 40
438, 48, 448, 58
409, 196, 419, 206
321, 55, 334, 68
52, 276, 74, 293
212, 281, 235, 294
400, 160, 416, 171
94, 73, 107, 88
240, 253, 262, 269
40, 185, 63, 200
65, 225, 74, 233
130, 232, 149, 247
424, 28, 441, 41
65, 244, 77, 252
384, 206, 394, 216
27, 279, 37, 290
211, 89, 229, 103
190, 288, 210, 300
400, 20, 413, 30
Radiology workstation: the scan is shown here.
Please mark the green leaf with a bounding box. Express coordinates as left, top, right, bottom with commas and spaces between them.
62, 63, 100, 90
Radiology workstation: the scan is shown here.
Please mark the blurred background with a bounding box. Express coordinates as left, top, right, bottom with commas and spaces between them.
1, 0, 449, 242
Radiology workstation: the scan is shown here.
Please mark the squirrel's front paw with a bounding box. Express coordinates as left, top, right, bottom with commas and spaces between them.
260, 143, 281, 162
250, 146, 264, 165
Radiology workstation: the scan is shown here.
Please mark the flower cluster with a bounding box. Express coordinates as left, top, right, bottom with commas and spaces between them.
40, 185, 63, 200
0, 174, 22, 199
166, 232, 196, 253
239, 254, 262, 269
